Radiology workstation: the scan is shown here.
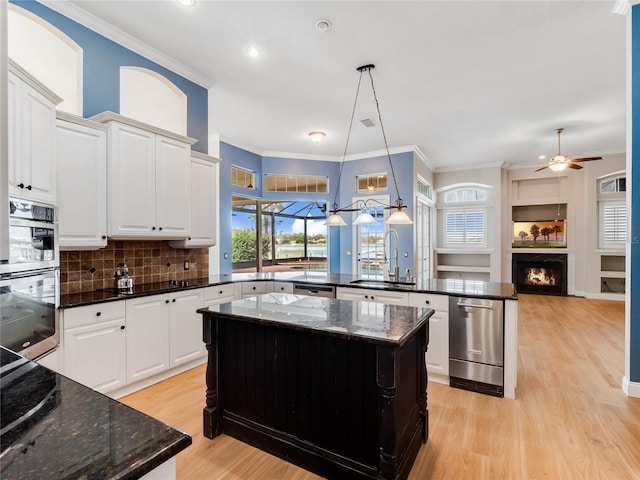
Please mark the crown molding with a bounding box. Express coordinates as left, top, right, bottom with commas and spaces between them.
9, 58, 63, 104
434, 160, 506, 173
39, 0, 214, 88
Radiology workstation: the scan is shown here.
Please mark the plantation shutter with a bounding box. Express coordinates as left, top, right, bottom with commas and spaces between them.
602, 202, 626, 246
445, 212, 464, 245
465, 211, 485, 245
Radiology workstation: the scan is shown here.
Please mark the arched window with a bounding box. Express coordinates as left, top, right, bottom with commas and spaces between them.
119, 67, 187, 135
437, 184, 492, 248
8, 4, 83, 115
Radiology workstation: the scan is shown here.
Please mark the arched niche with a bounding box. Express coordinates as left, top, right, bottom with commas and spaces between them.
8, 3, 83, 115
120, 67, 187, 135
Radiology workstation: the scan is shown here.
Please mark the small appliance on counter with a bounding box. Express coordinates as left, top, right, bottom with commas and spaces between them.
114, 263, 133, 293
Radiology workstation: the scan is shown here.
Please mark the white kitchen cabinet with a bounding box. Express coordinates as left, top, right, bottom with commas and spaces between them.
336, 286, 409, 305
56, 112, 108, 250
203, 283, 237, 306
8, 60, 61, 204
125, 294, 171, 383
169, 289, 205, 368
62, 301, 127, 393
273, 281, 294, 294
242, 281, 272, 298
170, 151, 220, 249
92, 112, 195, 239
408, 292, 449, 380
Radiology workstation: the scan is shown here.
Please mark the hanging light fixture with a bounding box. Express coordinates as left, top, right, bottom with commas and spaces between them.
326, 64, 412, 226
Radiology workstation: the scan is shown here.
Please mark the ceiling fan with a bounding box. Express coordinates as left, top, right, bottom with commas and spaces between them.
535, 128, 602, 172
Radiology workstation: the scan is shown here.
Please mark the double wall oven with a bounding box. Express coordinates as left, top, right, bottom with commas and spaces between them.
0, 199, 59, 359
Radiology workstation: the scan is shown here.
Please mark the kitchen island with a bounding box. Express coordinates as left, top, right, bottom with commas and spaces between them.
198, 294, 433, 480
0, 346, 191, 480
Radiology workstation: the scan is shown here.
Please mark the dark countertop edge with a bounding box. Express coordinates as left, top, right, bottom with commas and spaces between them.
114, 434, 192, 480
197, 305, 433, 348
61, 276, 516, 308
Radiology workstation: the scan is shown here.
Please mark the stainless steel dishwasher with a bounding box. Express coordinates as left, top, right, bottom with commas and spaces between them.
292, 283, 336, 298
449, 296, 504, 397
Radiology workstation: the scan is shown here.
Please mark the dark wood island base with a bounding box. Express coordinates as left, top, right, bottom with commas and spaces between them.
199, 295, 431, 480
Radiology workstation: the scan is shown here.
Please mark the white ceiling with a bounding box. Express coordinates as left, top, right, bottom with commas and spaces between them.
58, 0, 627, 170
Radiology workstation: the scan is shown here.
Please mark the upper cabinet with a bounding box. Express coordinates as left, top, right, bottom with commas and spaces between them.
169, 151, 220, 249
56, 112, 108, 250
8, 60, 62, 204
91, 112, 196, 240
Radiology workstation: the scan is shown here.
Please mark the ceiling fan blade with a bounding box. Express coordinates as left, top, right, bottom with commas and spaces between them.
571, 156, 603, 163
535, 165, 549, 172
567, 163, 583, 170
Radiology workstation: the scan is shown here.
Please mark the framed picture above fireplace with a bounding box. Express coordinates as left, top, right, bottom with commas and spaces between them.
512, 220, 566, 248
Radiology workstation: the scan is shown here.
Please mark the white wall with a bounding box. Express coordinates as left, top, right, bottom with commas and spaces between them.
1, 1, 8, 262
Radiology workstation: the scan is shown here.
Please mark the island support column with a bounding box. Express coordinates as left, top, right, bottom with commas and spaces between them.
203, 316, 220, 439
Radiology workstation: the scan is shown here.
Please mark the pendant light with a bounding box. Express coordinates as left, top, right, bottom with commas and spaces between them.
326, 64, 412, 226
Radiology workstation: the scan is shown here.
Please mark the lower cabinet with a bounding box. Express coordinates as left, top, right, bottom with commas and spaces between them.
408, 292, 449, 380
336, 286, 409, 305
63, 301, 127, 394
169, 289, 205, 368
125, 295, 171, 384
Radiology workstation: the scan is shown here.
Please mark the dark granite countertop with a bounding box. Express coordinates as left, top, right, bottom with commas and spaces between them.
198, 293, 433, 347
0, 347, 191, 480
60, 272, 515, 308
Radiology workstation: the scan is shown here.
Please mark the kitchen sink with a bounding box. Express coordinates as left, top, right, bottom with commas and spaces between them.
349, 279, 415, 289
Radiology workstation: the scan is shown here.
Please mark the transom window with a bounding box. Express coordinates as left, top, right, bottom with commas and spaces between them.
264, 174, 328, 193
357, 173, 387, 193
417, 177, 432, 200
443, 188, 487, 204
232, 166, 256, 189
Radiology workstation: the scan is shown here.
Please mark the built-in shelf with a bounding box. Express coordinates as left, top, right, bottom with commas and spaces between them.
436, 265, 490, 273
601, 255, 625, 273
601, 277, 625, 294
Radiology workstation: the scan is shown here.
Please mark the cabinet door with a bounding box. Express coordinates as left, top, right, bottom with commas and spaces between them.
336, 287, 408, 305
107, 123, 156, 237
186, 155, 216, 245
7, 73, 22, 197
169, 289, 205, 368
203, 284, 236, 306
125, 294, 170, 383
425, 310, 449, 376
57, 119, 107, 249
22, 84, 57, 203
64, 318, 127, 393
155, 135, 190, 238
242, 281, 270, 298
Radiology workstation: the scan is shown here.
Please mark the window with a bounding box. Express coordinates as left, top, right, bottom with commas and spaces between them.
357, 173, 387, 193
232, 166, 256, 189
599, 201, 626, 249
444, 209, 486, 247
438, 184, 491, 249
417, 177, 432, 200
264, 174, 328, 193
598, 173, 626, 249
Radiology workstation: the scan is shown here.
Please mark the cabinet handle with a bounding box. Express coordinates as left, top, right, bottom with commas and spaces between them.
17, 183, 24, 188
425, 300, 430, 304
120, 325, 125, 330
371, 296, 375, 300
219, 290, 223, 294
364, 295, 369, 299
26, 185, 32, 190
172, 298, 176, 302
152, 226, 156, 231
101, 235, 107, 240
96, 312, 101, 317
159, 227, 163, 231
188, 237, 192, 240
252, 286, 256, 290
165, 299, 170, 304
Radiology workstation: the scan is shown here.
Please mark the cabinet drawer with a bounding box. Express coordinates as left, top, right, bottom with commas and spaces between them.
242, 281, 269, 296
63, 301, 126, 329
203, 283, 236, 303
273, 281, 293, 294
408, 292, 449, 312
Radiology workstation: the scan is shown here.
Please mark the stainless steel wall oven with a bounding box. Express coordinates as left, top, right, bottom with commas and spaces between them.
0, 199, 59, 359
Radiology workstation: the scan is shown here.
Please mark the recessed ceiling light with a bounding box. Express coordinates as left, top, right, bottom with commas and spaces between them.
316, 19, 332, 31
176, 0, 196, 7
245, 45, 262, 58
538, 155, 547, 160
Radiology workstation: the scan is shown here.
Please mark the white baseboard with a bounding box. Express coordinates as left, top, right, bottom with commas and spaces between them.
110, 356, 207, 399
584, 292, 626, 301
622, 376, 640, 397
427, 373, 449, 386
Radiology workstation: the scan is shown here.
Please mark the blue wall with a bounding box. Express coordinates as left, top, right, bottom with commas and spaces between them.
11, 0, 208, 153
630, 5, 640, 384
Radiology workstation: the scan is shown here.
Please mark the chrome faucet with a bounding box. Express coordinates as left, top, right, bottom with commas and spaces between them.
383, 228, 400, 281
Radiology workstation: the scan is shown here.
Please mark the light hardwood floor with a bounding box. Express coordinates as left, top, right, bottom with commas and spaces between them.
120, 294, 640, 479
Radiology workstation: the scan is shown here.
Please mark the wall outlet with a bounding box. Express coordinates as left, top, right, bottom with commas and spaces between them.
184, 261, 189, 270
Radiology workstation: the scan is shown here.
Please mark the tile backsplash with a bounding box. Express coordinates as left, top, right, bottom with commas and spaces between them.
60, 240, 209, 294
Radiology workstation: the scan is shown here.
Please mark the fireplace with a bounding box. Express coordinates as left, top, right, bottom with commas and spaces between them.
512, 253, 568, 296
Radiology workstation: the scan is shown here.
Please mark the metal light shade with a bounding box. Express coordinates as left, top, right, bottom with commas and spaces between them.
353, 211, 377, 225
386, 208, 413, 225
326, 212, 347, 226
